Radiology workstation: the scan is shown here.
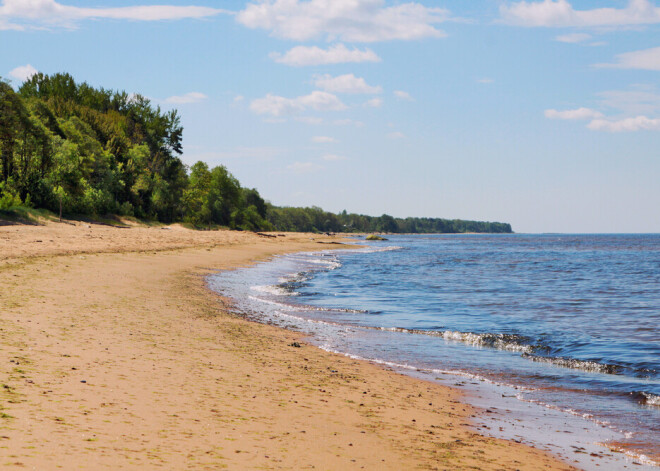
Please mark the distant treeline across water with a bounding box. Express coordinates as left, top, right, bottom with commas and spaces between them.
269, 207, 512, 234
0, 73, 511, 234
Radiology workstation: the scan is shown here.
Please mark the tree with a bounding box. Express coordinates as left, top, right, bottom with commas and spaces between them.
0, 80, 30, 183
182, 161, 212, 226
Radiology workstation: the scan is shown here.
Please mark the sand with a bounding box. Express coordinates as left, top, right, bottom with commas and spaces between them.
0, 220, 577, 470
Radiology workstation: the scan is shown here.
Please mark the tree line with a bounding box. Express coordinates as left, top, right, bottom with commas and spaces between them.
0, 73, 511, 234
269, 207, 511, 234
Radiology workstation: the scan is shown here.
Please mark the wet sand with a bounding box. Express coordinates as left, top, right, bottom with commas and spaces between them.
0, 220, 577, 470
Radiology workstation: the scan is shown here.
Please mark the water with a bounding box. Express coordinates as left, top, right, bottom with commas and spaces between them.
207, 234, 660, 469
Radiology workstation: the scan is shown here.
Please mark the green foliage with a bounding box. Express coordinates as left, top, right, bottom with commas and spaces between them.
0, 72, 512, 234
366, 234, 388, 240
265, 206, 512, 234
0, 182, 22, 210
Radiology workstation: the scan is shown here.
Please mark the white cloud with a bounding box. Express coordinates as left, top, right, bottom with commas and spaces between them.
555, 32, 591, 43
312, 136, 337, 143
595, 46, 660, 71
544, 107, 604, 120
233, 95, 245, 103
236, 0, 449, 42
500, 0, 660, 28
0, 0, 228, 30
365, 97, 383, 108
394, 90, 414, 101
545, 88, 660, 132
587, 116, 660, 132
476, 77, 494, 84
250, 91, 347, 116
321, 154, 347, 161
8, 64, 37, 82
313, 73, 382, 94
270, 43, 380, 66
388, 131, 406, 139
164, 92, 208, 104
288, 161, 321, 174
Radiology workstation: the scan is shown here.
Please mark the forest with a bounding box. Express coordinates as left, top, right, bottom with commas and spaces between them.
0, 73, 512, 234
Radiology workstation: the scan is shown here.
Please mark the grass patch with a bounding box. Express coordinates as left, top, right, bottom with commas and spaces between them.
0, 206, 56, 225
0, 205, 164, 228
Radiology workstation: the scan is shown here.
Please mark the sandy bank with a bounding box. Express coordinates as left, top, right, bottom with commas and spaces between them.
0, 220, 576, 470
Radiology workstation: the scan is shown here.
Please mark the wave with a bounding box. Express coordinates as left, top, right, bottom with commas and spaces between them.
372, 327, 659, 380
250, 284, 298, 296
372, 327, 656, 378
249, 295, 369, 315
277, 272, 310, 284
521, 353, 623, 375
247, 296, 302, 311
288, 252, 343, 269
355, 245, 404, 254
605, 445, 659, 468
306, 258, 342, 269
635, 391, 660, 407
376, 327, 535, 354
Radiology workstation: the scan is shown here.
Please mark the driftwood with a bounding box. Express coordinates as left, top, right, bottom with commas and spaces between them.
255, 232, 277, 238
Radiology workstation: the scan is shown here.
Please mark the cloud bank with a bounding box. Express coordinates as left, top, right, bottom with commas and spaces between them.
164, 92, 208, 104
250, 91, 347, 116
237, 0, 449, 42
544, 107, 603, 120
545, 89, 660, 131
313, 74, 382, 94
8, 64, 38, 82
0, 0, 227, 30
501, 0, 660, 28
270, 44, 381, 67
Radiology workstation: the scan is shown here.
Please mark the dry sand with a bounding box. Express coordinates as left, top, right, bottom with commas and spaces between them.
0, 220, 577, 470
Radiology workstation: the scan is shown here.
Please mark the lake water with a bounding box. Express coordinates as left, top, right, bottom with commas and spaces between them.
207, 234, 659, 469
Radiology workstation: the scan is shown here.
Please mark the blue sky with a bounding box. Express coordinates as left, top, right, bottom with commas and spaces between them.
2, 0, 660, 233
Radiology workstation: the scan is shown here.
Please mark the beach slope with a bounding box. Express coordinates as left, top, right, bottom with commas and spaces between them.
0, 221, 575, 470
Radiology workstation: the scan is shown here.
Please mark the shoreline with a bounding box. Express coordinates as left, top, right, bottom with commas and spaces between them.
209, 243, 658, 470
0, 221, 575, 469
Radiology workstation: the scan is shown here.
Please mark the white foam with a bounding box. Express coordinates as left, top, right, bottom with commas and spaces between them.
522, 353, 621, 374
250, 284, 297, 296
277, 272, 307, 283
355, 245, 404, 254
377, 327, 534, 354
641, 392, 660, 407
306, 257, 342, 269
248, 296, 304, 311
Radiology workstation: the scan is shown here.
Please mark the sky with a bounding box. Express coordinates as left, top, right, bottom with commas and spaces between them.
1, 0, 659, 233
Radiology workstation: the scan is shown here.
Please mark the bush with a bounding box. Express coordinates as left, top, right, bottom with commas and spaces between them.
0, 184, 22, 210
118, 201, 134, 217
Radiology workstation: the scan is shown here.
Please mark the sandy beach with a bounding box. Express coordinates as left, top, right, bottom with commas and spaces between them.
0, 220, 576, 470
